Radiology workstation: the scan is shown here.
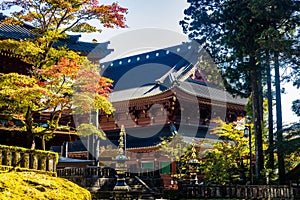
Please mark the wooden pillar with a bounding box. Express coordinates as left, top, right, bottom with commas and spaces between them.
171, 161, 177, 175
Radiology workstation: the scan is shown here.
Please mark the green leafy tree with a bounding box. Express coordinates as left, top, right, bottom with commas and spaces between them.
272, 123, 300, 176
159, 134, 202, 180
0, 0, 127, 149
200, 120, 252, 185
292, 100, 300, 117
159, 134, 189, 179
0, 58, 114, 150
291, 80, 300, 119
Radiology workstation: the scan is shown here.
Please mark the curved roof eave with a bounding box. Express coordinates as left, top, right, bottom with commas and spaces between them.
174, 82, 247, 106
109, 81, 247, 106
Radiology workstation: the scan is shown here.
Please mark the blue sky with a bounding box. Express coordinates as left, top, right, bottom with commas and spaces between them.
81, 0, 189, 43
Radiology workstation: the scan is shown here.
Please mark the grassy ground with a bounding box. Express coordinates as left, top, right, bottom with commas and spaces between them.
0, 171, 91, 200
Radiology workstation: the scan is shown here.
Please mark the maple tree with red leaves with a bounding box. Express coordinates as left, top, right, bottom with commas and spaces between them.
0, 0, 127, 32
0, 0, 127, 150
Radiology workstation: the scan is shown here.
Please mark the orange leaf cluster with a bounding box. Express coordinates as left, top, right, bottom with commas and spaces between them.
35, 58, 80, 79
1, 0, 128, 29
75, 70, 113, 98
90, 2, 128, 28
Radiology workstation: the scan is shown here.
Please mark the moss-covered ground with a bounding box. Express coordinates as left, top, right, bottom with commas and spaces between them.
0, 171, 91, 200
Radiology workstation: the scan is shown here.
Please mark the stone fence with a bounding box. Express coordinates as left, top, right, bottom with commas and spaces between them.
57, 167, 300, 199
180, 184, 294, 199
57, 167, 164, 192
57, 167, 116, 191
56, 167, 163, 180
57, 166, 115, 178
0, 144, 58, 176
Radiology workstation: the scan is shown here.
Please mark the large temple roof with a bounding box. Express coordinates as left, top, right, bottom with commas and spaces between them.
177, 81, 246, 105
101, 43, 197, 91
0, 13, 112, 59
101, 43, 247, 106
108, 81, 246, 106
53, 123, 215, 151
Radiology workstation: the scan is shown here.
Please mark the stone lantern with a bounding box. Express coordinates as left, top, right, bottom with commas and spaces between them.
188, 141, 199, 185
113, 125, 130, 191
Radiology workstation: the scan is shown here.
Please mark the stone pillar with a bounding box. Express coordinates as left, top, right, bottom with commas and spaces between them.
39, 155, 47, 171
13, 152, 21, 167
47, 156, 53, 171
31, 153, 38, 170
52, 155, 57, 172
4, 150, 12, 166
23, 153, 30, 168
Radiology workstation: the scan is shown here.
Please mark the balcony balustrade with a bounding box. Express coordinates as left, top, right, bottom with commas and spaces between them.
0, 144, 58, 176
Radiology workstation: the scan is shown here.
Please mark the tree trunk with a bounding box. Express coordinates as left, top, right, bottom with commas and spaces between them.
42, 135, 46, 151
274, 51, 285, 184
25, 106, 36, 150
250, 58, 264, 183
266, 51, 274, 170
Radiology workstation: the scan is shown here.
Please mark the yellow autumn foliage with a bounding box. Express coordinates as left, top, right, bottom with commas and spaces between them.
0, 172, 91, 200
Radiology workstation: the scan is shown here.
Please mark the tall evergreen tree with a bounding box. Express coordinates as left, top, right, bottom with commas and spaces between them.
181, 0, 300, 183
255, 0, 300, 183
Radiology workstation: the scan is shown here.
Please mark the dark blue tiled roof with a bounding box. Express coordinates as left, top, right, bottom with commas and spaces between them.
0, 23, 34, 40
101, 42, 247, 105
114, 120, 215, 149
68, 140, 88, 152
106, 124, 176, 148
51, 140, 87, 153
53, 39, 112, 57
0, 13, 35, 40
51, 123, 213, 152
100, 43, 197, 91
58, 157, 94, 163
0, 14, 112, 58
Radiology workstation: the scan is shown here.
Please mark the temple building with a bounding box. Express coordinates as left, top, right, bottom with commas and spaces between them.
0, 13, 247, 186
65, 42, 247, 186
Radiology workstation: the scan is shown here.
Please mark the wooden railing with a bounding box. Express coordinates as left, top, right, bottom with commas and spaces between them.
0, 144, 58, 176
180, 184, 293, 199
